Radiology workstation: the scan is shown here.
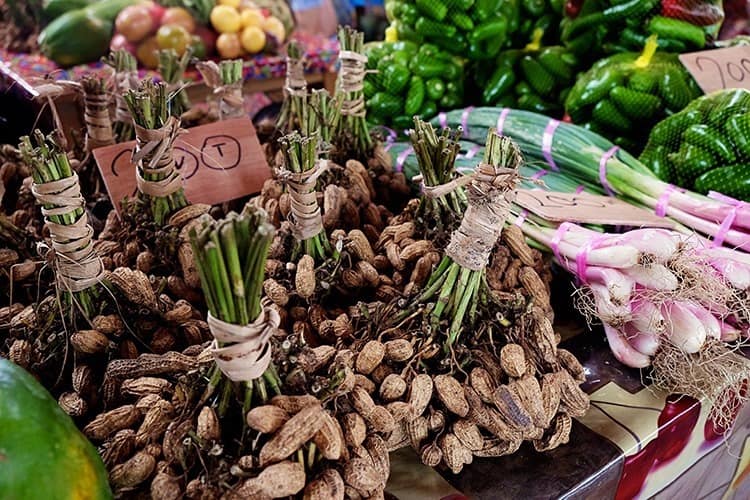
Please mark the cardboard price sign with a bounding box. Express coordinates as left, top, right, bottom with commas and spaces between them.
515, 189, 674, 228
679, 45, 750, 94
93, 118, 270, 214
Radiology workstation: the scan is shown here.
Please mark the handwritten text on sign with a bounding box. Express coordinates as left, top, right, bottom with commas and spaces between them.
679, 45, 750, 94
515, 189, 674, 228
93, 117, 270, 215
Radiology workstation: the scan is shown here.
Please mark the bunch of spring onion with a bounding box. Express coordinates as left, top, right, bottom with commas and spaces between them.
405, 131, 522, 349
276, 40, 306, 134
19, 131, 101, 318
519, 215, 750, 424
278, 131, 333, 262
124, 80, 189, 225
434, 108, 750, 252
158, 48, 192, 118
103, 49, 138, 142
332, 26, 372, 159
189, 205, 282, 416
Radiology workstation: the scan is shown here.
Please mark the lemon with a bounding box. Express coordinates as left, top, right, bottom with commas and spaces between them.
216, 33, 243, 59
240, 8, 264, 28
218, 0, 241, 7
210, 5, 242, 34
241, 26, 266, 54
261, 16, 285, 42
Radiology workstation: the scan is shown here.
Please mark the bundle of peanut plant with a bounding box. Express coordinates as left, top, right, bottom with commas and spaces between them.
103, 49, 138, 142
276, 41, 307, 134
277, 132, 333, 264
19, 130, 104, 319
411, 131, 522, 349
196, 58, 245, 121
189, 205, 282, 416
332, 26, 371, 160
124, 80, 189, 225
80, 75, 115, 153
158, 48, 192, 118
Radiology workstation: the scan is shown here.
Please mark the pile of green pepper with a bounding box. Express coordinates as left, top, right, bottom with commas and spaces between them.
384, 0, 518, 60
561, 0, 720, 59
511, 0, 565, 47
640, 89, 750, 200
364, 41, 464, 129
564, 38, 701, 153
478, 29, 578, 116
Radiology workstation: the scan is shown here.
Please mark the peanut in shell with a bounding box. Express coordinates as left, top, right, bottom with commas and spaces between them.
355, 340, 385, 375
509, 375, 546, 429
84, 404, 140, 441
420, 442, 443, 467
110, 451, 156, 488
150, 471, 182, 500
407, 374, 433, 418
364, 434, 390, 483
453, 419, 484, 451
197, 406, 221, 443
439, 433, 472, 474
558, 348, 586, 383
434, 375, 470, 417
247, 405, 291, 434
71, 329, 109, 355
312, 411, 345, 460
101, 429, 136, 467
534, 413, 573, 452
502, 225, 536, 266
344, 457, 382, 497
469, 367, 497, 404
500, 343, 527, 378
255, 460, 306, 498
269, 394, 319, 414
347, 229, 375, 263
264, 278, 289, 307
304, 469, 345, 500
58, 391, 87, 417
406, 415, 429, 450
342, 412, 367, 448
298, 345, 337, 374
354, 374, 376, 395
121, 377, 173, 398
259, 404, 325, 466
295, 255, 316, 299
384, 339, 413, 362
385, 401, 413, 422
540, 373, 562, 426
379, 373, 407, 401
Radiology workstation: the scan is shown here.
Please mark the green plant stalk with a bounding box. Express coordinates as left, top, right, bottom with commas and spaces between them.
104, 49, 137, 142
280, 132, 332, 262
19, 132, 99, 318
190, 207, 281, 419
124, 80, 189, 225
334, 26, 372, 159
158, 49, 193, 118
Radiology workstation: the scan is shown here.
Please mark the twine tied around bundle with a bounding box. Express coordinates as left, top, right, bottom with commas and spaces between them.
113, 70, 138, 123
423, 157, 522, 271
196, 61, 245, 121
83, 89, 115, 151
31, 173, 103, 292
208, 298, 280, 381
285, 53, 307, 98
275, 159, 329, 241
337, 50, 368, 117
132, 116, 185, 198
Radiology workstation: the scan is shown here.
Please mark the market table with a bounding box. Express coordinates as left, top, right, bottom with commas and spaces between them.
385, 310, 750, 500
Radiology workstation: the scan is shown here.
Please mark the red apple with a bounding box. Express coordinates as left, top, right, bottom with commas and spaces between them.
147, 1, 166, 26
615, 439, 659, 500
109, 33, 136, 54
654, 394, 701, 466
195, 25, 217, 56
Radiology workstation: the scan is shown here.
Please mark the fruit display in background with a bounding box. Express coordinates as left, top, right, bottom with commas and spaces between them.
210, 1, 287, 57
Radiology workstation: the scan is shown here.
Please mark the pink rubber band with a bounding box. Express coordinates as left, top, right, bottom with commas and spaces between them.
532, 170, 548, 181
542, 119, 560, 171
383, 142, 393, 152
655, 184, 677, 217
465, 144, 481, 159
599, 146, 619, 196
460, 106, 474, 137
438, 112, 447, 129
514, 210, 528, 227
575, 185, 585, 194
395, 146, 413, 172
576, 235, 605, 283
550, 222, 574, 266
496, 108, 510, 136
707, 192, 746, 247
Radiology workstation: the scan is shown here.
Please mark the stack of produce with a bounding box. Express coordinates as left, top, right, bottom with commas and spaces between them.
209, 0, 287, 59
511, 0, 564, 46
565, 37, 702, 153
561, 0, 723, 57
385, 0, 518, 60
0, 34, 590, 497
640, 88, 750, 200
477, 29, 579, 116
364, 41, 464, 129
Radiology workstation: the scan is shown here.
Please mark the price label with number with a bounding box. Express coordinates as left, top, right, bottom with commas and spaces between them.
679, 45, 750, 94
